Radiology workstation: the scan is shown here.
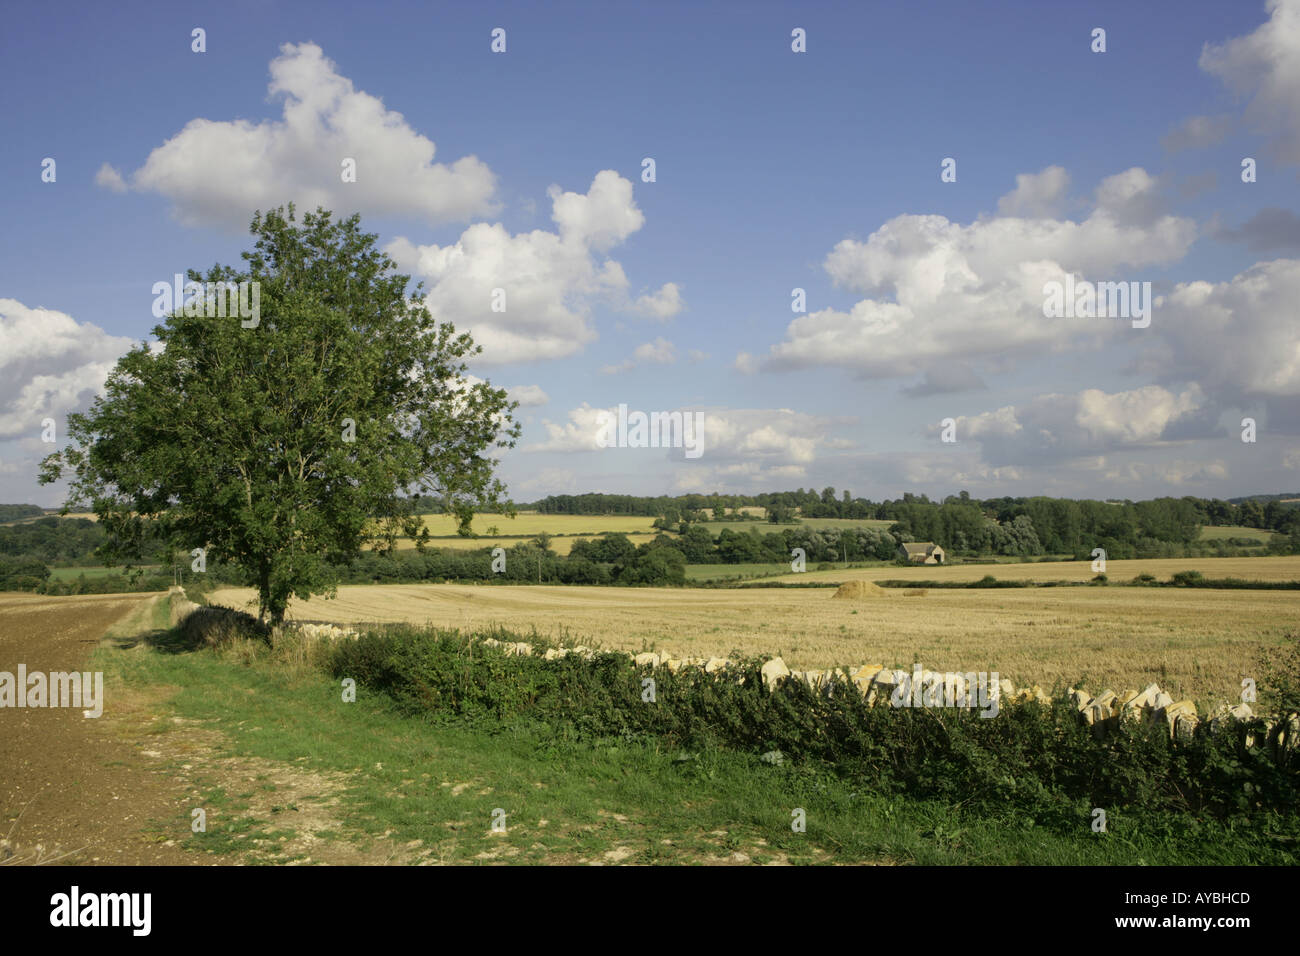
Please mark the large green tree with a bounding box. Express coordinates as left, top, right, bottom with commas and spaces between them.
40, 206, 519, 624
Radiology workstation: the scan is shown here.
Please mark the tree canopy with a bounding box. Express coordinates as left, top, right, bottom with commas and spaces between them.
40, 206, 519, 623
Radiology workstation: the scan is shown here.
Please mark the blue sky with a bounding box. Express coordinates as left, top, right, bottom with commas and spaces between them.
3, 0, 1299, 506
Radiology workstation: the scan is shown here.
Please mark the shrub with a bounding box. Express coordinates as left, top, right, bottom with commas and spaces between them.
326, 624, 1300, 834
177, 604, 270, 649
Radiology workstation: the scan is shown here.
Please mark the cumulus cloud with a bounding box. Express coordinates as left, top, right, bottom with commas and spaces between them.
110, 42, 496, 229
525, 404, 830, 468
1145, 258, 1300, 398
1200, 0, 1300, 165
995, 166, 1070, 219
526, 403, 615, 453
951, 385, 1205, 466
632, 282, 684, 320
390, 171, 675, 364
749, 167, 1194, 379
94, 163, 127, 193
0, 299, 135, 441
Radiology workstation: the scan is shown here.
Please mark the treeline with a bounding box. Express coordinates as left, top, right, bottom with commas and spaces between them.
533, 488, 1298, 530
530, 492, 755, 518
304, 537, 690, 587
0, 556, 50, 591
0, 517, 105, 563
0, 504, 45, 522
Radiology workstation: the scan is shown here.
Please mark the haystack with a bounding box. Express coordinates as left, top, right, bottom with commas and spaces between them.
831, 580, 888, 600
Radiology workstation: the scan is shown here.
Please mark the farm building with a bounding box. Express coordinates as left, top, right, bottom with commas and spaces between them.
898, 542, 945, 564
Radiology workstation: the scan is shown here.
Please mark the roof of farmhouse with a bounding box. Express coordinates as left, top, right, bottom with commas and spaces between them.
900, 542, 941, 554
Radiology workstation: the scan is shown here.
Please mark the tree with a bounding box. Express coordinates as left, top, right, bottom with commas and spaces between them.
39, 206, 519, 624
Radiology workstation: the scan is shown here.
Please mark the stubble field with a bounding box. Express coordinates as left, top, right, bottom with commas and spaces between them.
209, 574, 1300, 705
766, 554, 1300, 584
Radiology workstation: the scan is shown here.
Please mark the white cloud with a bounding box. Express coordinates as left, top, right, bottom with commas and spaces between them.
390, 171, 675, 364
632, 282, 684, 320
1200, 0, 1300, 165
953, 385, 1205, 466
94, 163, 127, 193
506, 384, 549, 407
525, 404, 829, 468
113, 42, 496, 229
527, 403, 612, 453
634, 337, 676, 364
0, 299, 135, 441
1148, 258, 1300, 397
995, 165, 1070, 219
756, 167, 1195, 378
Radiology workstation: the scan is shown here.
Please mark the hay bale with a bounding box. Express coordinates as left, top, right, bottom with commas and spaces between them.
831, 580, 888, 600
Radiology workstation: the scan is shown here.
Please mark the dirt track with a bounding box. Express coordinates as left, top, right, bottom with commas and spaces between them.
0, 592, 196, 864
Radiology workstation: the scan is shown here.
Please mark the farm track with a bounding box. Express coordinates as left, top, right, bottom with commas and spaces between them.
0, 592, 198, 864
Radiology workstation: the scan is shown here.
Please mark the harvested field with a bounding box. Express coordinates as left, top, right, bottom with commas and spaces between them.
386, 532, 659, 555
766, 555, 1300, 585
376, 511, 661, 553
208, 580, 1300, 705
832, 581, 887, 600
409, 512, 657, 538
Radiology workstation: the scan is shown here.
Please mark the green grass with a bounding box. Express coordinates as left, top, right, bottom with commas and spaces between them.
87, 605, 1289, 865
685, 563, 793, 582
791, 517, 895, 531
1199, 525, 1279, 543
695, 518, 894, 536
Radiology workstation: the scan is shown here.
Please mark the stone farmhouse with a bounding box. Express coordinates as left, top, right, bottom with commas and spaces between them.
898, 541, 945, 564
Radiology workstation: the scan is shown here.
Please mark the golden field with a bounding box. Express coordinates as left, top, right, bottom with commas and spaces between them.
378, 512, 659, 553
209, 574, 1300, 705
767, 555, 1300, 585
387, 532, 660, 556
410, 512, 658, 537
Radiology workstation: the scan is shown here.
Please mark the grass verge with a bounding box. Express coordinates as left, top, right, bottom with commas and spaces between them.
87, 603, 1298, 865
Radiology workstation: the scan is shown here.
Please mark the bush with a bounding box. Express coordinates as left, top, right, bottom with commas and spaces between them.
177, 604, 270, 649
327, 624, 1300, 835
1171, 570, 1204, 586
